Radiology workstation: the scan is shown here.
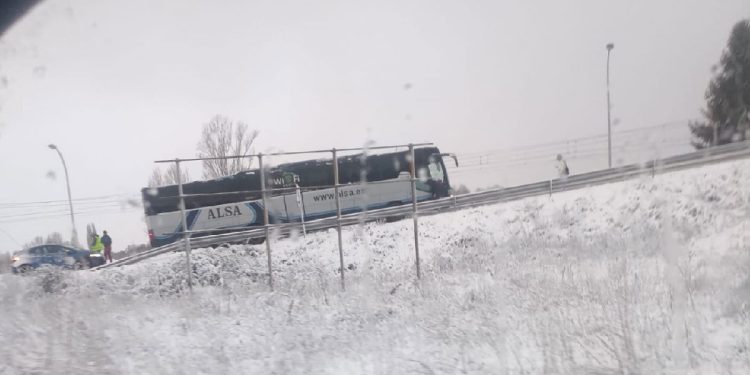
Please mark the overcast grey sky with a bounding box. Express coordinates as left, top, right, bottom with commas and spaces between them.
0, 0, 747, 250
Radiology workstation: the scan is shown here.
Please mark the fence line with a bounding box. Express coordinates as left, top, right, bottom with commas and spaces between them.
163, 143, 431, 291
97, 140, 750, 295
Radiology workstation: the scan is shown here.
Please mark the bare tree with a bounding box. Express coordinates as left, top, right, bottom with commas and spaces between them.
22, 233, 68, 248
22, 236, 43, 249
148, 164, 191, 187
115, 243, 151, 260
45, 232, 63, 244
164, 163, 190, 185
148, 168, 166, 188
197, 115, 259, 179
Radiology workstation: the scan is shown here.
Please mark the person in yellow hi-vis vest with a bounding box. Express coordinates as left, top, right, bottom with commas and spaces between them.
90, 233, 104, 253
88, 233, 105, 267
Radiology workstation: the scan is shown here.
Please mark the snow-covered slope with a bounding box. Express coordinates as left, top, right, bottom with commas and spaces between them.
1, 159, 749, 374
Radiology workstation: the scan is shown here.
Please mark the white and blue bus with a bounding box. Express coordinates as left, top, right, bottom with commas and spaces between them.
141, 147, 456, 247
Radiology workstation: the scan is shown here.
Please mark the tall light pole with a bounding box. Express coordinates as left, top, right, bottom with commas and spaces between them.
606, 43, 614, 168
48, 144, 79, 247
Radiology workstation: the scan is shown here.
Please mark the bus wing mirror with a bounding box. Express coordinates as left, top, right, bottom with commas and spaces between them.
435, 153, 458, 167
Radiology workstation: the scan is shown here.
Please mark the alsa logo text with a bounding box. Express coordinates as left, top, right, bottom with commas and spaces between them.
207, 205, 242, 220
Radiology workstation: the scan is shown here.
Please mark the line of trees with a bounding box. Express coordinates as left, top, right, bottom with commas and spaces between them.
23, 231, 68, 248
148, 164, 190, 188
113, 243, 150, 261
148, 115, 259, 187
690, 19, 750, 148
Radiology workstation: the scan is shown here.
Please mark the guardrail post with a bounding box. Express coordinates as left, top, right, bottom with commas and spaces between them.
259, 153, 274, 291
548, 180, 553, 197
333, 148, 346, 290
409, 144, 421, 280
176, 159, 192, 290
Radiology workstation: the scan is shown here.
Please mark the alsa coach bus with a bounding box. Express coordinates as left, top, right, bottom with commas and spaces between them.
142, 146, 456, 247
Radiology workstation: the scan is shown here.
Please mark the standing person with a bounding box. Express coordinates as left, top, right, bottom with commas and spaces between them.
90, 233, 104, 253
556, 154, 570, 178
101, 230, 113, 264
89, 232, 104, 267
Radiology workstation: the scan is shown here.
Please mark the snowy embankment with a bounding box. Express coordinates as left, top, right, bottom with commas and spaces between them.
1, 160, 749, 374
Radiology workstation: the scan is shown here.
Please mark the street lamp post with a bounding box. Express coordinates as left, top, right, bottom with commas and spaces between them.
48, 144, 79, 247
606, 43, 614, 168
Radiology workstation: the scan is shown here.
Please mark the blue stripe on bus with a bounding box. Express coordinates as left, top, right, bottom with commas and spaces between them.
187, 210, 200, 228
152, 196, 430, 246
154, 209, 201, 240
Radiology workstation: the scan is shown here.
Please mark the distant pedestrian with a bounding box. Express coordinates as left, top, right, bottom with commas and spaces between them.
101, 230, 113, 263
556, 154, 570, 178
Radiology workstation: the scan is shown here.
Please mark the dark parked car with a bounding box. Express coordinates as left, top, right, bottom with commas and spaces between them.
10, 244, 104, 273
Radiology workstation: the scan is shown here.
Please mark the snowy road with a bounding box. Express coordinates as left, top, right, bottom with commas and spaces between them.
1, 159, 749, 374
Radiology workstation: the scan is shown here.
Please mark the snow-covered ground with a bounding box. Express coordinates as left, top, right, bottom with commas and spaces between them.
1, 159, 749, 374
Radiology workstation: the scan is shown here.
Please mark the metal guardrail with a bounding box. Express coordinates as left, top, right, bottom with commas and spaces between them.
96, 140, 750, 270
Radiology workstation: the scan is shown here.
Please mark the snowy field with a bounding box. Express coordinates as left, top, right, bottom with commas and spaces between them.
1, 159, 749, 374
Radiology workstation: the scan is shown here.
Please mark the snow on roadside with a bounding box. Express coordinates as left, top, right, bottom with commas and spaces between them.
1, 159, 749, 374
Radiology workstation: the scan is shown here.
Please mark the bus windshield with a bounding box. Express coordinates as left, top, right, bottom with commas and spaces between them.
428, 157, 445, 182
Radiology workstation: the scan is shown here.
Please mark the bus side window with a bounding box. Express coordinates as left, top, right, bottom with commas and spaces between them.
338, 158, 360, 184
